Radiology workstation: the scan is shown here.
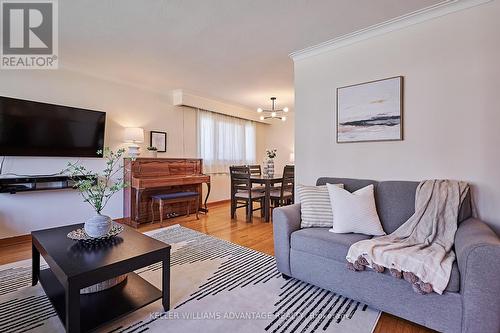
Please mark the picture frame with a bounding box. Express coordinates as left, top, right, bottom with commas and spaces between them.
150, 131, 167, 152
336, 76, 403, 143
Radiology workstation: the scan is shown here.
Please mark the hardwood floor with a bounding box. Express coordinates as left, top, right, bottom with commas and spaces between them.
0, 201, 432, 333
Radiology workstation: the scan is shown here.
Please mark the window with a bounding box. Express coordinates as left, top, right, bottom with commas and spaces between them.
197, 109, 256, 173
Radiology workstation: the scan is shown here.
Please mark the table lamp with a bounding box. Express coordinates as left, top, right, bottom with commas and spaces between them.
124, 127, 144, 158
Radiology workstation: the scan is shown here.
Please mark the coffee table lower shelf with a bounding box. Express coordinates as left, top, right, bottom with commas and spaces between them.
39, 269, 162, 332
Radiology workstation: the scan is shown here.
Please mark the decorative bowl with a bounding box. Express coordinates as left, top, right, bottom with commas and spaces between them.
67, 222, 124, 244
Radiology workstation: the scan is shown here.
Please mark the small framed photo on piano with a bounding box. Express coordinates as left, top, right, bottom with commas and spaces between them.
150, 131, 167, 152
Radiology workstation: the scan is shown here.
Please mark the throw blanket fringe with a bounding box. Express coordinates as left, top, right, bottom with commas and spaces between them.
346, 179, 470, 295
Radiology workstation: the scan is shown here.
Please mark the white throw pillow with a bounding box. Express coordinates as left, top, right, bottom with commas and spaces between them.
326, 183, 386, 236
297, 184, 343, 228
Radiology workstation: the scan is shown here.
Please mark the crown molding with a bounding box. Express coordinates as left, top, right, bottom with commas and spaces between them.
289, 0, 492, 61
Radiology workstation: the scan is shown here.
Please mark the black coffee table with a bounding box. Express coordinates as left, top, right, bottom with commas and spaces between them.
32, 223, 171, 333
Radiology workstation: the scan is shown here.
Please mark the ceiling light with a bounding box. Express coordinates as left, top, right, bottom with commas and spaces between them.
257, 97, 287, 121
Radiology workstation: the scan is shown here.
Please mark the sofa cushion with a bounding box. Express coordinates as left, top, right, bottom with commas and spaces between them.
447, 261, 460, 293
375, 181, 418, 234
327, 184, 386, 236
316, 177, 376, 193
291, 228, 371, 262
296, 184, 343, 228
290, 227, 461, 292
316, 177, 472, 232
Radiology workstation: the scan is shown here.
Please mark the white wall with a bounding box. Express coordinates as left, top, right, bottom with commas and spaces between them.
256, 113, 295, 171
294, 1, 500, 233
0, 69, 292, 238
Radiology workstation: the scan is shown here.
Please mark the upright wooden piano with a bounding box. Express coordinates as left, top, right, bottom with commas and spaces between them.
123, 158, 211, 227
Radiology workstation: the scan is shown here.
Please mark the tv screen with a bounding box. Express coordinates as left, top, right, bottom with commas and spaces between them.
0, 96, 106, 157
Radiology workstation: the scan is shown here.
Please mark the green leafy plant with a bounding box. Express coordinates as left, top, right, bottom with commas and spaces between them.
66, 148, 128, 215
147, 146, 158, 151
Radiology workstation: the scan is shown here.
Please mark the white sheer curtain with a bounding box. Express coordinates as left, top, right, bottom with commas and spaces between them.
197, 109, 256, 173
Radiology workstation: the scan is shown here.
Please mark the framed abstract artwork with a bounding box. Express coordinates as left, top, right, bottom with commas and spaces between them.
150, 131, 167, 152
336, 76, 403, 143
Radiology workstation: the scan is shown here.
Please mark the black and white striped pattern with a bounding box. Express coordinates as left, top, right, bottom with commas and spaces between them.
265, 278, 368, 333
123, 226, 377, 333
0, 264, 48, 296
0, 225, 379, 333
137, 226, 282, 306
297, 184, 343, 228
0, 295, 57, 333
175, 247, 279, 308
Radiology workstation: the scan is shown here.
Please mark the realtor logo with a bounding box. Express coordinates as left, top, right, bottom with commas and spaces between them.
1, 0, 58, 69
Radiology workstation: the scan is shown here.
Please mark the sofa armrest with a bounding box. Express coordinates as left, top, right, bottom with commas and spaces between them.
455, 218, 500, 333
273, 204, 301, 276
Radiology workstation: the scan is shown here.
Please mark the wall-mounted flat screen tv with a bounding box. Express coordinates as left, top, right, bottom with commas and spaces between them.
0, 96, 106, 157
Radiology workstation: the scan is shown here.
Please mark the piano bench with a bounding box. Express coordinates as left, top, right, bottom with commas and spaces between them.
150, 191, 200, 224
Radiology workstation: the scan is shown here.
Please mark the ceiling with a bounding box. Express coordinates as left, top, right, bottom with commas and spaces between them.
59, 0, 443, 111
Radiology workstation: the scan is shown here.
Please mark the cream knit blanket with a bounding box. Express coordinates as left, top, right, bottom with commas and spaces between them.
346, 180, 470, 294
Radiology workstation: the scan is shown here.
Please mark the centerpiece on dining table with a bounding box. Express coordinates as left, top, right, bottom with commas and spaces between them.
263, 148, 277, 177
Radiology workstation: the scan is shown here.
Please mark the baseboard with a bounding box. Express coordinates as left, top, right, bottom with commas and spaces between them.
0, 234, 32, 247
207, 199, 230, 207
114, 217, 132, 225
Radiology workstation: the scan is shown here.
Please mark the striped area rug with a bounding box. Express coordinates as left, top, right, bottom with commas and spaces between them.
0, 225, 380, 333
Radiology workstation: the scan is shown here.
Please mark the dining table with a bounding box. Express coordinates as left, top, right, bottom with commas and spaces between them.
250, 174, 283, 222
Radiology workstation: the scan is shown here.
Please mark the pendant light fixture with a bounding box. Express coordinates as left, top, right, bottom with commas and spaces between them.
257, 97, 288, 121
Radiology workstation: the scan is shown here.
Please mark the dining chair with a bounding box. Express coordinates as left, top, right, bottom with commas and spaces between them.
230, 166, 265, 222
270, 165, 295, 208
247, 164, 266, 190
248, 164, 262, 176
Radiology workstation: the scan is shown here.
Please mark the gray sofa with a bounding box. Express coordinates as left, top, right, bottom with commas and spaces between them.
273, 177, 500, 333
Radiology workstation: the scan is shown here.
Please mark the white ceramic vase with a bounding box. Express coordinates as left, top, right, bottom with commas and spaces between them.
265, 158, 275, 176
81, 213, 123, 294
84, 214, 112, 238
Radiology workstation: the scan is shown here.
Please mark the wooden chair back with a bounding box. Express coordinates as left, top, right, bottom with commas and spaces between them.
230, 166, 252, 195
280, 165, 295, 201
247, 164, 262, 176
